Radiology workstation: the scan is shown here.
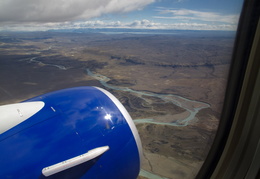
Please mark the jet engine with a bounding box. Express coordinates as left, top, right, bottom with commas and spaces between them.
0, 86, 142, 179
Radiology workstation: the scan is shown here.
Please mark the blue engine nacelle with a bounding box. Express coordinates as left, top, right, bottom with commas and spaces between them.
0, 86, 142, 178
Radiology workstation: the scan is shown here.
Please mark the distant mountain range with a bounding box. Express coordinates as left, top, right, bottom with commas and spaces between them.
47, 28, 236, 37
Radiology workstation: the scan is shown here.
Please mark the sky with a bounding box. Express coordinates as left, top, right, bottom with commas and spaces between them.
0, 0, 244, 31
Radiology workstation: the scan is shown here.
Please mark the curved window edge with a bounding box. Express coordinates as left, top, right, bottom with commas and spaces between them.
196, 0, 260, 178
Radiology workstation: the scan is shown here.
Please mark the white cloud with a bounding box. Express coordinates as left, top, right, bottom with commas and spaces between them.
0, 1, 239, 31
0, 19, 238, 31
128, 19, 160, 28
0, 0, 155, 23
155, 8, 240, 24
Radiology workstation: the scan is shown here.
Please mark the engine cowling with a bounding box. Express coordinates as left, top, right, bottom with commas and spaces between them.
0, 86, 142, 179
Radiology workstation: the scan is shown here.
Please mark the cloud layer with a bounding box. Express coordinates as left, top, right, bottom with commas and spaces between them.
0, 19, 238, 31
155, 8, 240, 24
0, 1, 239, 31
0, 0, 155, 22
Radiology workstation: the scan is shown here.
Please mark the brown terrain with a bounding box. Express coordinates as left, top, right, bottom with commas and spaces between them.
0, 31, 234, 178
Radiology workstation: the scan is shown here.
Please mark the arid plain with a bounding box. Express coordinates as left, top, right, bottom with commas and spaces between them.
0, 30, 234, 178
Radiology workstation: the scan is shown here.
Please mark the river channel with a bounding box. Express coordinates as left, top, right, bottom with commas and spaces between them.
86, 69, 210, 127
23, 56, 210, 126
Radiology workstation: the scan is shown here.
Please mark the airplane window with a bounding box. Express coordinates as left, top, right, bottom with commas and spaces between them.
0, 0, 244, 178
